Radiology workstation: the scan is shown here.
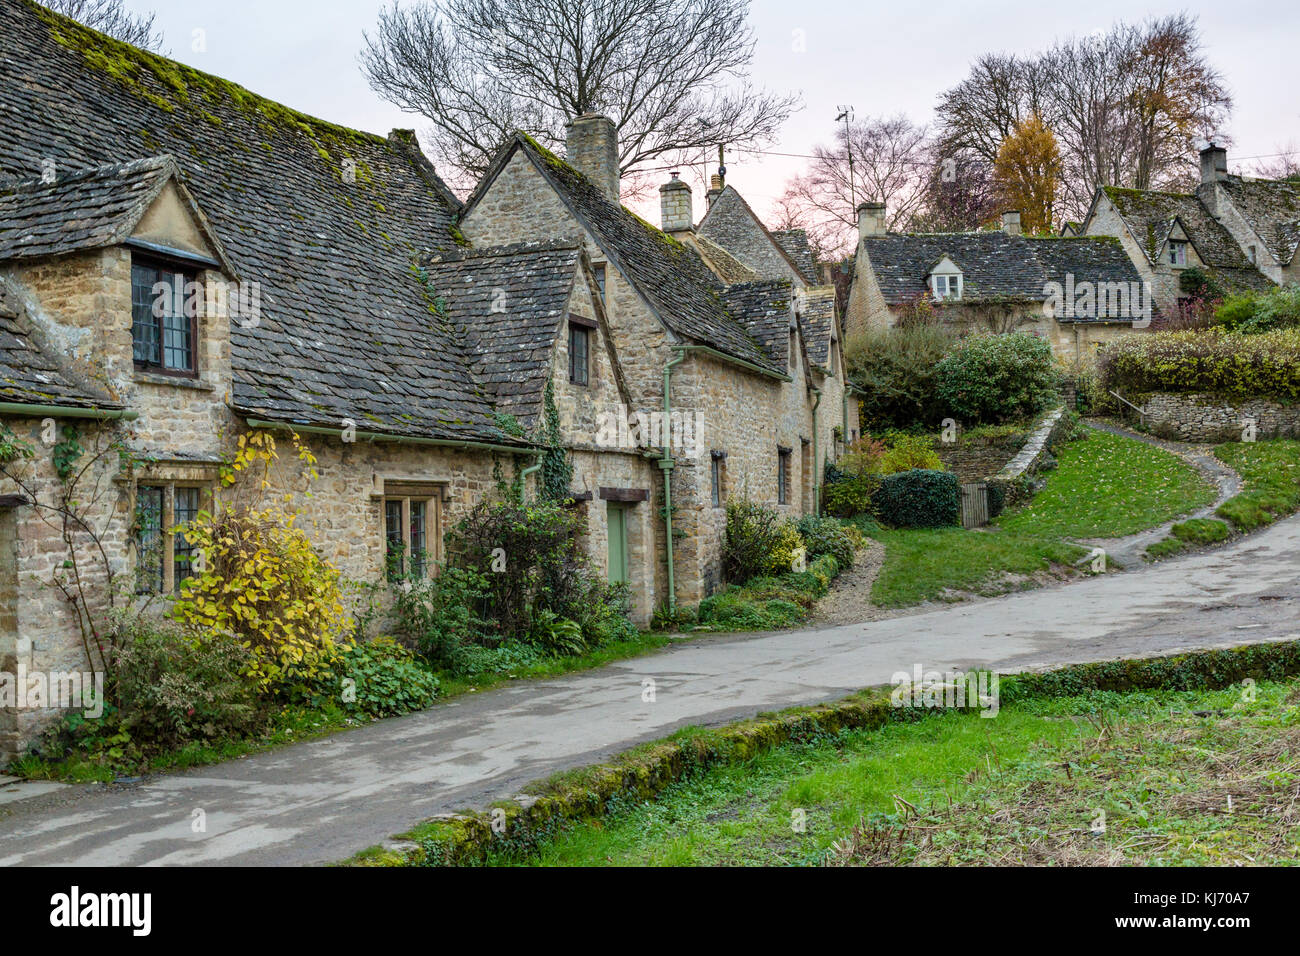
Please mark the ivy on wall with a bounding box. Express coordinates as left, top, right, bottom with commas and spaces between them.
537, 379, 572, 501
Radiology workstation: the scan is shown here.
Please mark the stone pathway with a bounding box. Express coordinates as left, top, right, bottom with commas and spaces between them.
808, 539, 891, 626
1077, 419, 1242, 568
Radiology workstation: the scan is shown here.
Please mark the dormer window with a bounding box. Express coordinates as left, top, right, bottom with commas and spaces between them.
930, 273, 962, 300
1248, 245, 1257, 264
132, 256, 198, 375
1167, 240, 1189, 266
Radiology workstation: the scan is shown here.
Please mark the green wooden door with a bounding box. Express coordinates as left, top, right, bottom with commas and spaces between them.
607, 503, 629, 584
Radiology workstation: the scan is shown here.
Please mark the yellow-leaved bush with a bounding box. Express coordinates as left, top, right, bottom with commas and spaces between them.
172, 431, 353, 694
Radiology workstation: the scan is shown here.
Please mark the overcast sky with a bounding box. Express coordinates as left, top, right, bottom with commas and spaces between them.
127, 0, 1299, 219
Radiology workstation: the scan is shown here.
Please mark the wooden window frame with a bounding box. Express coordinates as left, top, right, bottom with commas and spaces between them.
130, 254, 200, 378
134, 481, 210, 595
593, 263, 607, 305
384, 492, 441, 580
777, 446, 791, 505
568, 320, 591, 386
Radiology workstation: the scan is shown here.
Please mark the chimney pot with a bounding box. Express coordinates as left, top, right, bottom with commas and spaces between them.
857, 201, 887, 240
1001, 210, 1022, 236
564, 113, 620, 202
1200, 143, 1228, 185
660, 172, 693, 234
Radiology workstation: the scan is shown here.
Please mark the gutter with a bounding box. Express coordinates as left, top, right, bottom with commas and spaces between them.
0, 401, 137, 421
673, 343, 792, 383
660, 348, 688, 616
243, 418, 537, 457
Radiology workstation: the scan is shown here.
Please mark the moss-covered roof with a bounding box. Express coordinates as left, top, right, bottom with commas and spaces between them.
466, 132, 784, 374
1, 0, 534, 444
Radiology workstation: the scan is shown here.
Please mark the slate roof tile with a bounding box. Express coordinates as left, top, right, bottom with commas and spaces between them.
0, 0, 525, 445
863, 231, 1149, 320
477, 135, 782, 375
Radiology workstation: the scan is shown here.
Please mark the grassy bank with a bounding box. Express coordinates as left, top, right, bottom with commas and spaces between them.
869, 427, 1216, 606
483, 676, 1300, 867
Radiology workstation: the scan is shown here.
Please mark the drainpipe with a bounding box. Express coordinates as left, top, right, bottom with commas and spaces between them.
661, 348, 687, 615
811, 387, 822, 515
517, 454, 543, 500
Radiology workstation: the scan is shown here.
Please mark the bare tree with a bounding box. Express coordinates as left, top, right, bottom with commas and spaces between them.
775, 114, 930, 258
934, 15, 1231, 222
361, 0, 799, 192
41, 0, 164, 51
1246, 144, 1300, 181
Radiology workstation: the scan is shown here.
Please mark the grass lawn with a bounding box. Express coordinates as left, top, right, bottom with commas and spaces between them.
489, 677, 1300, 867
868, 427, 1217, 607
1215, 440, 1300, 531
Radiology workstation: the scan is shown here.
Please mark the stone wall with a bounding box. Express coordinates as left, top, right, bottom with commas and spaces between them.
1141, 392, 1300, 442
936, 430, 1031, 482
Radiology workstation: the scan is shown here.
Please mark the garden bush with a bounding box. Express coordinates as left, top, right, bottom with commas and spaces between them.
446, 499, 588, 638
109, 616, 265, 749
795, 515, 856, 568
312, 638, 439, 718
390, 565, 496, 668
722, 500, 802, 583
880, 433, 942, 473
1214, 284, 1300, 334
172, 504, 351, 695
934, 332, 1057, 425
1097, 327, 1300, 401
822, 437, 886, 517
873, 469, 961, 528
845, 324, 959, 429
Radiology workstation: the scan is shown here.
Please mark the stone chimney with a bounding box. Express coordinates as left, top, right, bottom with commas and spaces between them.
565, 113, 620, 202
1200, 144, 1228, 185
660, 172, 693, 234
857, 201, 886, 240
1001, 210, 1022, 236
705, 173, 724, 209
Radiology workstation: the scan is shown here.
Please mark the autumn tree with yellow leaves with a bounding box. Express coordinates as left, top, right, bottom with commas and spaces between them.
992, 114, 1063, 234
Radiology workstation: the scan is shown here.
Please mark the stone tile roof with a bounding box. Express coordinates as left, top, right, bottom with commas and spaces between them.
797, 286, 837, 370
0, 278, 122, 409
691, 233, 760, 284
0, 0, 528, 446
421, 241, 583, 426
0, 155, 183, 261
862, 232, 1149, 321
697, 185, 812, 284
1218, 177, 1300, 267
1101, 186, 1251, 268
720, 280, 792, 373
1098, 185, 1276, 292
474, 134, 782, 375
772, 228, 819, 285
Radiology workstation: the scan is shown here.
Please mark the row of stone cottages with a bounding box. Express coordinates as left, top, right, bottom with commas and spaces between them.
0, 0, 858, 757
844, 145, 1297, 363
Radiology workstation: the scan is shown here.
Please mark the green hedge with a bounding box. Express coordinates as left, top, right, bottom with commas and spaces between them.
873, 469, 960, 528
1098, 327, 1300, 401
934, 332, 1057, 425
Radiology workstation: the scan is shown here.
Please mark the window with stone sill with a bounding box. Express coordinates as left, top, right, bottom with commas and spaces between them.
569, 323, 590, 386
930, 273, 962, 300
384, 492, 441, 580
135, 482, 208, 595
131, 255, 199, 376
593, 263, 607, 305
778, 447, 791, 505
710, 451, 727, 508
1167, 240, 1189, 267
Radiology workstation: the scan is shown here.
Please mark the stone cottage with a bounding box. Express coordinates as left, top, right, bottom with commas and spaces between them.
459, 120, 857, 612
844, 203, 1152, 368
1078, 145, 1291, 314
0, 0, 853, 758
